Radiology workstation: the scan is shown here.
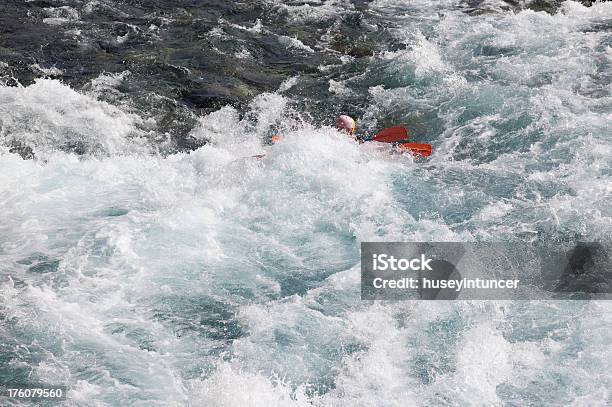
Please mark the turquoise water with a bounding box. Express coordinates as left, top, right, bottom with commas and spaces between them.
1, 1, 611, 405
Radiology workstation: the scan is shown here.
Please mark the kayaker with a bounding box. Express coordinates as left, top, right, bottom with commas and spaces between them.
269, 115, 356, 144
335, 115, 357, 139
268, 115, 431, 157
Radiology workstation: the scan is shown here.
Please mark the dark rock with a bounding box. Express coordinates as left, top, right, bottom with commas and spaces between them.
8, 140, 35, 160
180, 87, 234, 110
521, 0, 608, 13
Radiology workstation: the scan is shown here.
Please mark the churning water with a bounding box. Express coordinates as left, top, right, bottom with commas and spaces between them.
1, 0, 611, 405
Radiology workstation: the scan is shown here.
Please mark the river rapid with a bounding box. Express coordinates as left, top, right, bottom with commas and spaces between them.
1, 1, 611, 406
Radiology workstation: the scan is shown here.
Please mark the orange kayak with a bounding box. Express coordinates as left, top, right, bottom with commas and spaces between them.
397, 143, 432, 157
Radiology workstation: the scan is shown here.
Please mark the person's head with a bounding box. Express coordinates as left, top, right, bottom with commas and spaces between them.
335, 115, 356, 136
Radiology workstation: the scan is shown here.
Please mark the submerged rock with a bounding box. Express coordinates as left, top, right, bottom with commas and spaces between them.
523, 0, 608, 13
8, 140, 35, 160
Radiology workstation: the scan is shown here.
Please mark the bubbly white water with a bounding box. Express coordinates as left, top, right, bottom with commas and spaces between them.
1, 1, 611, 406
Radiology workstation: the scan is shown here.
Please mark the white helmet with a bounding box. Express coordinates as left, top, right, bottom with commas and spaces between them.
335, 115, 356, 135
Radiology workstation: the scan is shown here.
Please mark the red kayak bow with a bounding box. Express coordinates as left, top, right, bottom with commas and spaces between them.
370, 126, 409, 143
372, 126, 432, 157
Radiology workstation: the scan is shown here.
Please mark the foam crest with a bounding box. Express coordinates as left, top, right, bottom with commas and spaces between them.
0, 79, 149, 156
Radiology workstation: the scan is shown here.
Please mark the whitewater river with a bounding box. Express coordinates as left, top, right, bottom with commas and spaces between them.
1, 1, 611, 405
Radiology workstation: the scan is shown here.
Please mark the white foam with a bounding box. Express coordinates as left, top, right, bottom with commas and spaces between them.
30, 64, 64, 76
278, 36, 314, 53
2, 1, 612, 404
270, 0, 353, 23
278, 76, 300, 92
190, 362, 312, 407
42, 6, 80, 25
0, 79, 149, 156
